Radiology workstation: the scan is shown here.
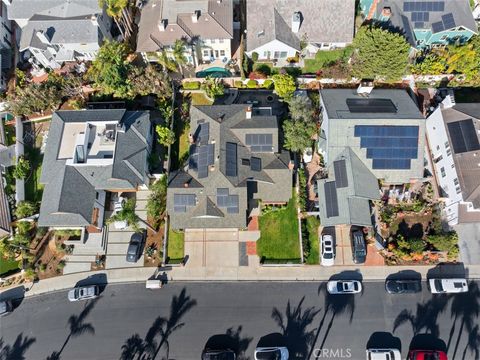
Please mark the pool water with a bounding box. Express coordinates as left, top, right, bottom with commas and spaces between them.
196, 67, 232, 78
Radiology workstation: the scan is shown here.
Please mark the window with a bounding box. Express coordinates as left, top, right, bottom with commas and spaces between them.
273, 51, 280, 58
454, 178, 459, 185
436, 145, 440, 151
434, 155, 443, 163
446, 148, 452, 156
440, 167, 446, 177
220, 50, 225, 56
211, 39, 216, 44
445, 141, 450, 149
280, 51, 288, 58
451, 163, 455, 169
456, 186, 462, 194
203, 49, 209, 57
440, 35, 448, 41
219, 38, 224, 43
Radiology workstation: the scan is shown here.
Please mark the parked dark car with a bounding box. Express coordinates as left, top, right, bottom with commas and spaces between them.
0, 300, 13, 317
407, 350, 447, 360
351, 231, 366, 264
126, 232, 144, 263
202, 349, 236, 360
385, 279, 422, 294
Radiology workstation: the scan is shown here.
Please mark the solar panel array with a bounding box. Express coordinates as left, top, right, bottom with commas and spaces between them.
333, 160, 348, 188
354, 125, 419, 170
195, 122, 210, 145
346, 98, 397, 113
173, 194, 196, 213
447, 119, 480, 154
411, 11, 429, 22
402, 2, 453, 33
403, 2, 445, 12
226, 142, 238, 177
189, 122, 214, 178
324, 181, 339, 218
251, 157, 262, 172
216, 188, 239, 214
245, 134, 273, 152
430, 12, 456, 33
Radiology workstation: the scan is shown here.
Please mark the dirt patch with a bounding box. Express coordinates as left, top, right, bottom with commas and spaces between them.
144, 224, 164, 267
35, 236, 66, 280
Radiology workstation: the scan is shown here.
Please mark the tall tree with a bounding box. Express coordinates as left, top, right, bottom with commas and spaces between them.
127, 65, 172, 99
172, 39, 188, 76
445, 36, 480, 81
272, 73, 296, 100
156, 49, 178, 73
87, 40, 132, 98
282, 118, 316, 153
351, 26, 410, 81
99, 0, 131, 38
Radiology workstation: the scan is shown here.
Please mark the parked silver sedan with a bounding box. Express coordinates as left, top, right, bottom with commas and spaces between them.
68, 285, 99, 302
327, 280, 362, 295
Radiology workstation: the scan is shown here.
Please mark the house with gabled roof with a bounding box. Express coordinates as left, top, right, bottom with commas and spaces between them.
38, 109, 154, 236
5, 0, 112, 70
360, 0, 477, 49
136, 0, 234, 66
245, 0, 355, 61
167, 104, 292, 230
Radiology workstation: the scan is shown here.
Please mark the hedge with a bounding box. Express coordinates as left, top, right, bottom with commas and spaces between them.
263, 79, 273, 89
234, 80, 244, 88
246, 79, 258, 88
183, 81, 201, 90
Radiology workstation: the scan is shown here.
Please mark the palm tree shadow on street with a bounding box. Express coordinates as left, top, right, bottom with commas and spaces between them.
120, 287, 197, 360
0, 334, 36, 360
271, 296, 320, 359
203, 326, 253, 360
46, 298, 99, 360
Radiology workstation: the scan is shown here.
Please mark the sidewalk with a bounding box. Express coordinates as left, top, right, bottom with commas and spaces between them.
4, 263, 480, 298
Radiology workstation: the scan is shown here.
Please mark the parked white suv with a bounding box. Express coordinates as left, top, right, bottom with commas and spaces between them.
366, 348, 401, 360
320, 235, 335, 266
429, 278, 468, 294
113, 196, 127, 229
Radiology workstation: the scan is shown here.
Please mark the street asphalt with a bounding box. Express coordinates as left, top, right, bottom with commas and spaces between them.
1, 281, 479, 360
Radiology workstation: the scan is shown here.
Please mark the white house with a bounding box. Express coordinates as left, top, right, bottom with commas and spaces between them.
136, 0, 235, 67
246, 0, 355, 61
426, 94, 480, 226
4, 0, 112, 70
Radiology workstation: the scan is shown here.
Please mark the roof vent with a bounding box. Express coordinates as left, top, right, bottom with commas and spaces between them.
357, 79, 374, 96
36, 30, 51, 45
382, 7, 391, 18
257, 29, 265, 37
292, 12, 302, 33
116, 121, 125, 133
192, 10, 200, 23
158, 19, 167, 31
246, 106, 252, 119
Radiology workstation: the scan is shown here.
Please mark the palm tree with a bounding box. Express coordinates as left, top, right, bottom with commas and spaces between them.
99, 0, 131, 39
157, 50, 178, 73
172, 40, 188, 77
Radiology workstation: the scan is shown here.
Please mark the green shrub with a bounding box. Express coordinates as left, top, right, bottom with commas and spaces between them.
39, 263, 47, 272
182, 81, 201, 90
263, 79, 273, 89
57, 260, 66, 270
234, 80, 244, 88
251, 52, 259, 62
255, 63, 272, 77
409, 238, 425, 254
54, 229, 82, 237
246, 79, 258, 88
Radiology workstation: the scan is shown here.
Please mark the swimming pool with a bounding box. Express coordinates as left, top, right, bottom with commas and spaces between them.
196, 66, 232, 78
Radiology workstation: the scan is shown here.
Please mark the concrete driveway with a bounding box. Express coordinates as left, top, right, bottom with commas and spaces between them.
184, 229, 239, 267
105, 226, 145, 269
456, 222, 480, 265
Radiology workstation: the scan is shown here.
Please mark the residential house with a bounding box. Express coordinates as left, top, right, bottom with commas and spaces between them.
317, 147, 380, 227
4, 0, 112, 70
426, 94, 480, 226
318, 86, 426, 184
245, 0, 355, 61
167, 104, 292, 230
136, 0, 234, 66
360, 0, 477, 49
0, 118, 14, 237
0, 1, 12, 91
38, 109, 153, 241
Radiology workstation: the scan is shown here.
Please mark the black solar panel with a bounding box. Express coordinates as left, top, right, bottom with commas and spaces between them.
346, 98, 397, 113
441, 13, 456, 29
241, 158, 251, 166
324, 181, 339, 218
226, 142, 238, 177
196, 123, 210, 145
251, 157, 262, 172
216, 189, 239, 213
189, 144, 198, 170
333, 160, 348, 188
447, 119, 480, 154
404, 1, 444, 12
245, 134, 273, 152
207, 144, 215, 165
411, 12, 429, 22
173, 194, 196, 212
431, 21, 444, 33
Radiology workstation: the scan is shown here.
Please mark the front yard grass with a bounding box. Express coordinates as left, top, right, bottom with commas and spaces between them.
303, 47, 353, 74
190, 92, 213, 106
257, 193, 301, 262
304, 216, 320, 265
167, 228, 185, 262
0, 257, 20, 276
24, 145, 44, 203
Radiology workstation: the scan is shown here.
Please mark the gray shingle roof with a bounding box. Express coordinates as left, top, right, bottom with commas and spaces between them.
317, 147, 380, 227
372, 0, 477, 46
136, 0, 233, 52
6, 0, 101, 20
246, 0, 355, 52
167, 103, 292, 229
38, 110, 152, 227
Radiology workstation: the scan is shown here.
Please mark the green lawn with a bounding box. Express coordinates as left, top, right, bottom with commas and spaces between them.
178, 127, 190, 166
190, 92, 213, 106
167, 228, 185, 261
303, 47, 353, 74
24, 146, 44, 203
0, 257, 20, 276
305, 216, 320, 265
257, 194, 301, 262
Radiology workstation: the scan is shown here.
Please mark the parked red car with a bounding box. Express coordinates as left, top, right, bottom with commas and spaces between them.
407, 350, 448, 360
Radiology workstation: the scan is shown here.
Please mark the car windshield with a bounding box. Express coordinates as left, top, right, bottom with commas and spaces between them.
356, 250, 366, 256
453, 282, 464, 288
323, 253, 333, 259
203, 352, 235, 360
353, 282, 359, 291
256, 349, 281, 360
434, 279, 444, 292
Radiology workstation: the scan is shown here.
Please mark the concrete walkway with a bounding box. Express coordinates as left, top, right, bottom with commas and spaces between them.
4, 263, 480, 298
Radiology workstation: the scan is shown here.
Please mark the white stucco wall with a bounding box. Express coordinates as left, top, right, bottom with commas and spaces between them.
247, 39, 298, 59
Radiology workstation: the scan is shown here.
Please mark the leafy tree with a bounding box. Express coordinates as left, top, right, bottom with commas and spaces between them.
7, 81, 63, 116
108, 198, 140, 232
157, 98, 175, 123
156, 49, 178, 72
99, 0, 130, 38
351, 26, 410, 81
147, 176, 167, 228
156, 125, 175, 147
15, 201, 38, 219
13, 156, 30, 179
412, 53, 447, 75
288, 95, 314, 122
426, 231, 459, 259
87, 40, 132, 98
283, 118, 316, 153
172, 39, 188, 75
202, 76, 224, 99
272, 74, 296, 100
445, 37, 480, 81
128, 65, 172, 99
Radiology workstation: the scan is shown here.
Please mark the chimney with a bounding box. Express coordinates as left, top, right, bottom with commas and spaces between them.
90, 14, 98, 26
188, 133, 194, 143
116, 121, 126, 133
357, 79, 374, 96
158, 19, 167, 31
183, 181, 189, 188
36, 30, 51, 45
246, 106, 252, 119
441, 90, 456, 109
381, 7, 391, 18
288, 160, 294, 170
292, 12, 301, 33
192, 10, 200, 23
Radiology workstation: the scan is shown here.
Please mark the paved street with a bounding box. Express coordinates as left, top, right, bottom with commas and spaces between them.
1, 281, 479, 360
